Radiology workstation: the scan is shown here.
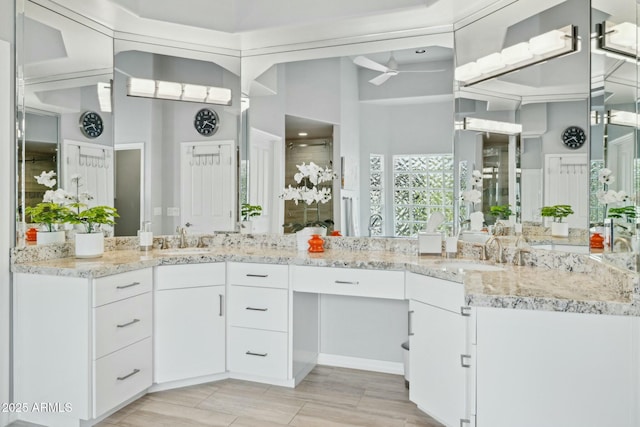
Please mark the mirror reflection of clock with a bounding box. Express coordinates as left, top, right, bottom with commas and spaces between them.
561, 126, 586, 149
79, 111, 104, 139
194, 108, 219, 136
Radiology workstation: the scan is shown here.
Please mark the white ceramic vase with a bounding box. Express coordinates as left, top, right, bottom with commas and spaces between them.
296, 227, 327, 251
75, 232, 104, 258
36, 230, 65, 245
551, 222, 569, 237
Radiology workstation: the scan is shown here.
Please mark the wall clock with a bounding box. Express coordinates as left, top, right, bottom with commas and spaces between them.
79, 111, 104, 139
194, 108, 219, 136
561, 126, 586, 149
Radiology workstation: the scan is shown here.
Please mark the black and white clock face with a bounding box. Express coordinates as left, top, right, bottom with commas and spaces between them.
79, 111, 104, 139
561, 126, 586, 149
194, 108, 219, 136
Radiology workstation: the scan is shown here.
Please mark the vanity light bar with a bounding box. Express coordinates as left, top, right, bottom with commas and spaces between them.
462, 117, 522, 135
607, 109, 640, 127
455, 25, 578, 87
127, 77, 232, 106
97, 82, 111, 113
597, 21, 638, 59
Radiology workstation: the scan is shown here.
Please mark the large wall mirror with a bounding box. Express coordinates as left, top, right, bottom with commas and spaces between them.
16, 0, 114, 243
243, 32, 454, 237
454, 0, 590, 249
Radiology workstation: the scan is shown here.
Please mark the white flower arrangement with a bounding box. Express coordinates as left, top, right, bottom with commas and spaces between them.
596, 168, 628, 205
461, 169, 483, 206
280, 162, 336, 231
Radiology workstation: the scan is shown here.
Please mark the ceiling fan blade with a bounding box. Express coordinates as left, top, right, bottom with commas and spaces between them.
397, 69, 446, 73
369, 73, 393, 86
354, 56, 390, 73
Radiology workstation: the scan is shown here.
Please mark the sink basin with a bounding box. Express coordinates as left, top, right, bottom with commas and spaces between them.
160, 248, 212, 256
530, 244, 589, 254
440, 261, 505, 272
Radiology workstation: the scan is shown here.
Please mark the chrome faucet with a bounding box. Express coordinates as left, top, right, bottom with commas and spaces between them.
513, 247, 531, 266
485, 235, 504, 263
614, 236, 632, 252
176, 225, 189, 248
492, 222, 505, 236
368, 214, 382, 236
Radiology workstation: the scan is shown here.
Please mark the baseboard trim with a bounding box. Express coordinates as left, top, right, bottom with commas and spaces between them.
317, 353, 404, 375
149, 372, 230, 393
228, 372, 295, 388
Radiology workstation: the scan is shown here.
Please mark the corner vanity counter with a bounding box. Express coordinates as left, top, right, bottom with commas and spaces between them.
10, 240, 640, 427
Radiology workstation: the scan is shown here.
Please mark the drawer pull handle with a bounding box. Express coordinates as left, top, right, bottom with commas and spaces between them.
460, 354, 472, 368
246, 307, 268, 312
246, 351, 268, 357
116, 319, 140, 328
116, 281, 141, 289
408, 310, 414, 336
219, 294, 225, 317
117, 368, 140, 381
335, 280, 359, 285
246, 274, 268, 278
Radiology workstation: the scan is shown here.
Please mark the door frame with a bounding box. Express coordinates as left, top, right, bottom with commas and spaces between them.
115, 142, 145, 229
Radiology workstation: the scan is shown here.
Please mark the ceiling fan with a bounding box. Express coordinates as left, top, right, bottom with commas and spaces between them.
353, 53, 444, 85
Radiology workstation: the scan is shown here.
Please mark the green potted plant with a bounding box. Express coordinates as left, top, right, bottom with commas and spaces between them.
240, 203, 262, 234
489, 204, 513, 225
540, 204, 574, 237
26, 171, 71, 245
66, 175, 119, 258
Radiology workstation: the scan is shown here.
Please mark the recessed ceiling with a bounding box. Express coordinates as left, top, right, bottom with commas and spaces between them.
285, 115, 333, 140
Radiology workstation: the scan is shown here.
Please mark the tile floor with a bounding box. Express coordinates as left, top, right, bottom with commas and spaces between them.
96, 366, 444, 427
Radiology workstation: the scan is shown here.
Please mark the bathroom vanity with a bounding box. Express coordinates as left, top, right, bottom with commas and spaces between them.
11, 240, 640, 427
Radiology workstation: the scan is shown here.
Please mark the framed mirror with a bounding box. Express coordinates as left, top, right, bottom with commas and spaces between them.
16, 0, 114, 244
243, 32, 455, 237
454, 0, 590, 248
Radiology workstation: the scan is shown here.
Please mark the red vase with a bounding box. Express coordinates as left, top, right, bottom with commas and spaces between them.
308, 234, 325, 253
25, 227, 37, 242
590, 232, 604, 249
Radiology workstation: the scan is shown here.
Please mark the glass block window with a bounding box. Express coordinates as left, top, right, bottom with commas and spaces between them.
393, 154, 454, 237
590, 160, 604, 224
369, 154, 384, 236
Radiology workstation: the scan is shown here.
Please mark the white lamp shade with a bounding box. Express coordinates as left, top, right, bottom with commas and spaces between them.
206, 87, 232, 105
182, 84, 208, 102
609, 22, 637, 48
454, 62, 481, 82
501, 42, 533, 65
156, 80, 183, 99
529, 29, 566, 55
127, 77, 156, 97
476, 52, 506, 73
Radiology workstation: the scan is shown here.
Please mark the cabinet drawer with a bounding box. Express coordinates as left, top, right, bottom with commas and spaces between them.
229, 286, 288, 332
94, 338, 152, 418
94, 292, 152, 359
227, 262, 288, 289
406, 272, 464, 313
94, 269, 152, 307
228, 327, 287, 379
155, 263, 225, 290
291, 266, 404, 300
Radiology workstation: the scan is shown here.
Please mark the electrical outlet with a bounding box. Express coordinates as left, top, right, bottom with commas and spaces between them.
153, 207, 162, 216
167, 207, 180, 217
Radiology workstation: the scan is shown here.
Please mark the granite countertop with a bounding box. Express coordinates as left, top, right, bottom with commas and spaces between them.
11, 246, 639, 316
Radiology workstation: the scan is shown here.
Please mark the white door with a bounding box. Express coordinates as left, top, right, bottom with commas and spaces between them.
544, 154, 588, 228
608, 133, 635, 196
62, 140, 114, 208
249, 128, 283, 234
410, 299, 467, 427
180, 141, 235, 233
154, 285, 226, 383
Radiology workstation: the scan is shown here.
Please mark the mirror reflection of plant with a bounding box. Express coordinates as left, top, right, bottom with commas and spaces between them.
490, 204, 512, 220
607, 205, 636, 236
66, 174, 119, 233
281, 162, 336, 232
461, 170, 482, 213
540, 205, 574, 223
596, 168, 630, 225
25, 170, 71, 232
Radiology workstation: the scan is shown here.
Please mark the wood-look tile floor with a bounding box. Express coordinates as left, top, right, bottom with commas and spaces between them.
97, 366, 444, 427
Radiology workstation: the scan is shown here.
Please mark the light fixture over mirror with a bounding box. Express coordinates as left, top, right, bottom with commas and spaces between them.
127, 77, 232, 105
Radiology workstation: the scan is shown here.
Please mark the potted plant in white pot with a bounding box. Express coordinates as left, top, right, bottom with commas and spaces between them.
25, 171, 71, 245
240, 203, 262, 234
280, 161, 336, 250
66, 175, 118, 258
541, 205, 573, 237
489, 204, 513, 226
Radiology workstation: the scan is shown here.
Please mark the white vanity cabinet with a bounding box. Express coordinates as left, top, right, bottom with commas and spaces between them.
474, 307, 637, 427
406, 272, 474, 427
154, 263, 226, 384
227, 262, 289, 382
13, 268, 153, 427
